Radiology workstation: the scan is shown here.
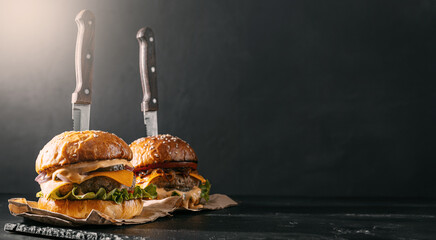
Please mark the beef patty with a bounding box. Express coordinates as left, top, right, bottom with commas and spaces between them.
58, 176, 135, 195
150, 171, 200, 192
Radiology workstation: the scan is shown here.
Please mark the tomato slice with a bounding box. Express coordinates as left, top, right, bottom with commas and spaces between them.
134, 161, 197, 172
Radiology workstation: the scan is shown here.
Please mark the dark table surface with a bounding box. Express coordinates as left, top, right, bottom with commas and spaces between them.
1, 193, 436, 239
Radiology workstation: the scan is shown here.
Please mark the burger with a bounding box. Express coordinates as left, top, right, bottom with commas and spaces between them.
34, 130, 157, 219
130, 134, 211, 209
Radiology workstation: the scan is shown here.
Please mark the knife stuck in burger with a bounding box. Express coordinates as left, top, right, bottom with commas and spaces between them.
133, 28, 210, 208
72, 9, 94, 131
137, 27, 159, 137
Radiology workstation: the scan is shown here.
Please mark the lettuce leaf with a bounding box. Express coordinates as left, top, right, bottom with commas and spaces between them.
36, 184, 157, 204
199, 179, 211, 202
36, 191, 43, 198
171, 191, 180, 196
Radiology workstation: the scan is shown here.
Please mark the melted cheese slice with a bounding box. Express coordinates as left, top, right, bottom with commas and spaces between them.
189, 172, 207, 184
136, 170, 164, 188
40, 159, 134, 197
156, 186, 203, 209
136, 169, 206, 188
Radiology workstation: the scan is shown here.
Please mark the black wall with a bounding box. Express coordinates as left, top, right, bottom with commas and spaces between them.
1, 0, 436, 197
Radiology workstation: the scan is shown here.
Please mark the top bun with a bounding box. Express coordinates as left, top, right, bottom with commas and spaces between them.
130, 134, 197, 168
35, 130, 132, 173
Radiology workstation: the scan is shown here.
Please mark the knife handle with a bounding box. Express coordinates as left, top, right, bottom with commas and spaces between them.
137, 27, 158, 112
72, 9, 95, 104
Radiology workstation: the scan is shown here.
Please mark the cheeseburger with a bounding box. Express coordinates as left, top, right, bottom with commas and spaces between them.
130, 134, 211, 209
35, 130, 157, 219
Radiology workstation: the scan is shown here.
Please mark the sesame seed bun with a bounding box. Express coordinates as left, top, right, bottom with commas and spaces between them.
35, 130, 132, 173
129, 134, 197, 169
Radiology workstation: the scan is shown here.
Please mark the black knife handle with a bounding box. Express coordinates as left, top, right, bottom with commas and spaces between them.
72, 9, 95, 104
137, 27, 158, 112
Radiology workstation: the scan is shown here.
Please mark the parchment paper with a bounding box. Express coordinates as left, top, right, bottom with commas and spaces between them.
8, 194, 237, 227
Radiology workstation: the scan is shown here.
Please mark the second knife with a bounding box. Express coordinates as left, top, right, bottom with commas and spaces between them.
137, 27, 158, 136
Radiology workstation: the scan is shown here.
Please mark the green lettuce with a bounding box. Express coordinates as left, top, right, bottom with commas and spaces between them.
36, 184, 157, 204
171, 191, 180, 196
199, 180, 211, 202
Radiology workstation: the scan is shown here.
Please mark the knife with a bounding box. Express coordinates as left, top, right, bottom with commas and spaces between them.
72, 9, 95, 131
137, 27, 158, 136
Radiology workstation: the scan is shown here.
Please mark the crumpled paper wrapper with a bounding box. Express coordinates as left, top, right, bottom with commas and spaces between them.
8, 194, 237, 227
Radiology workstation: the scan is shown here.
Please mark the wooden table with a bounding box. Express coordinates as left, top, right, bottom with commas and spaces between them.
1, 193, 436, 239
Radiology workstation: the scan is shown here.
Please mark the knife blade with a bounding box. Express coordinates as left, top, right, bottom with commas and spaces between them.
72, 9, 95, 131
137, 27, 158, 136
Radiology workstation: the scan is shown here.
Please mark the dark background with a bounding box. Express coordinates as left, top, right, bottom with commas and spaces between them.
0, 0, 435, 197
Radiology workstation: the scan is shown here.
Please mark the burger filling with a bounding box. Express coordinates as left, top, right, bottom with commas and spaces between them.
55, 176, 134, 196
135, 161, 211, 208
151, 172, 200, 191
36, 159, 157, 203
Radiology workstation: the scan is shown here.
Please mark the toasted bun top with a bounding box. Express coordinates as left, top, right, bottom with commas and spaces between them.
130, 134, 197, 168
35, 130, 132, 173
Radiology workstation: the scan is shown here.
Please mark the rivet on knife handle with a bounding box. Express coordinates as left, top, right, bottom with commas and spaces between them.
72, 9, 95, 105
137, 27, 158, 112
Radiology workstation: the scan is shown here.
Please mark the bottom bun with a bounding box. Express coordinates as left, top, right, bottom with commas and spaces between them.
38, 198, 143, 219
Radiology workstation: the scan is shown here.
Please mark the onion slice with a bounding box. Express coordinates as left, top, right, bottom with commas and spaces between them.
55, 173, 71, 183
35, 172, 50, 184
124, 165, 134, 172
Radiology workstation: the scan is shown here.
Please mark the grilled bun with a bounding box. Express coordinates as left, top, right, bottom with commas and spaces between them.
35, 131, 132, 173
38, 198, 143, 219
129, 134, 197, 169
